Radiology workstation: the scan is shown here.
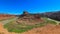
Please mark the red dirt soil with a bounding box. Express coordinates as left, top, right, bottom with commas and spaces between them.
22, 24, 60, 34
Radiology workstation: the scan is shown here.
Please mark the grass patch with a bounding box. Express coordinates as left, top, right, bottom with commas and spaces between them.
4, 21, 46, 33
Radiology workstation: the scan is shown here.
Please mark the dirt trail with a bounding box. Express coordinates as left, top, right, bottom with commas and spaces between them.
47, 18, 60, 25
22, 24, 60, 34
0, 17, 18, 25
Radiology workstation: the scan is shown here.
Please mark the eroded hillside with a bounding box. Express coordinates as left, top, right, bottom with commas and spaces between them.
0, 14, 15, 21
0, 11, 60, 34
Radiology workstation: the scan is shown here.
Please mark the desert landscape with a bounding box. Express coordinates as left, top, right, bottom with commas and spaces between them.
0, 11, 60, 34
0, 0, 60, 34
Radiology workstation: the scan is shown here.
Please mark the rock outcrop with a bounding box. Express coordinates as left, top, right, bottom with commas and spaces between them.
17, 11, 43, 25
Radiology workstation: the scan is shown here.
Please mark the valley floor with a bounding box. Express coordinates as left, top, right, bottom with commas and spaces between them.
0, 23, 60, 34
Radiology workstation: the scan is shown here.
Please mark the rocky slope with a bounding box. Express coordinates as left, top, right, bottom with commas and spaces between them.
17, 11, 44, 25
41, 11, 60, 21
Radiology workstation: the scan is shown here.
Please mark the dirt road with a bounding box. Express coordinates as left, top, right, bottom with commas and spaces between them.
47, 18, 60, 25
0, 17, 18, 25
0, 17, 20, 34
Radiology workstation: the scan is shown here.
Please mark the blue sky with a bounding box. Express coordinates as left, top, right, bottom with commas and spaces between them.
0, 0, 60, 15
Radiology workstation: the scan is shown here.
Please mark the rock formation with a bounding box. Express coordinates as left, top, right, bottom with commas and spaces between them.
16, 11, 43, 25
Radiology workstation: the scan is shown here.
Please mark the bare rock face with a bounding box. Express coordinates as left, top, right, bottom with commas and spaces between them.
17, 11, 43, 25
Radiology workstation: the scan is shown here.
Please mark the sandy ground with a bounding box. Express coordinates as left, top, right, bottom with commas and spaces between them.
22, 24, 60, 34
0, 23, 60, 34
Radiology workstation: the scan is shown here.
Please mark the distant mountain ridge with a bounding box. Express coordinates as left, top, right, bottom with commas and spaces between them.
41, 11, 60, 21
0, 14, 16, 20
